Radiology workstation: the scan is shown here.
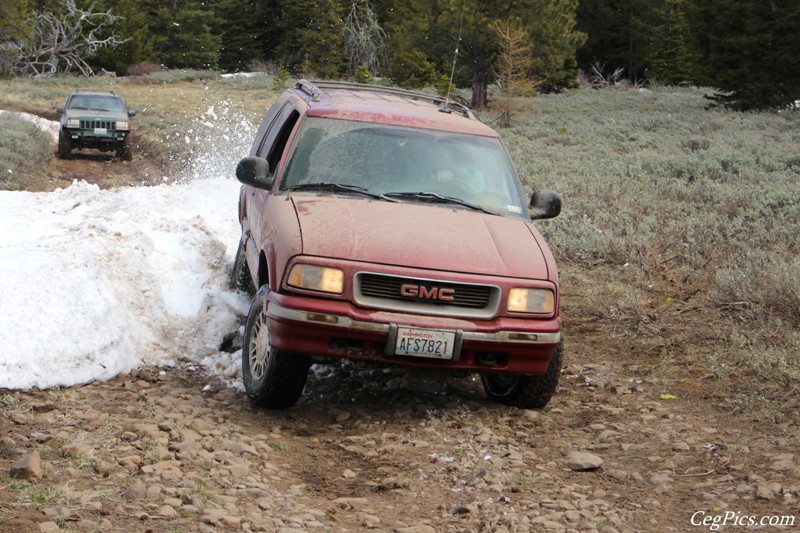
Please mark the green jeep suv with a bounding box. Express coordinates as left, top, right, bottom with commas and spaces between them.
56, 91, 135, 160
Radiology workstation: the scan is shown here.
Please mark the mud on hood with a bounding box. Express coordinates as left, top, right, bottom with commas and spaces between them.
291, 194, 549, 280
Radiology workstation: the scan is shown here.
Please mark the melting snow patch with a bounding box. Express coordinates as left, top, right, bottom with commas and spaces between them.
0, 177, 249, 390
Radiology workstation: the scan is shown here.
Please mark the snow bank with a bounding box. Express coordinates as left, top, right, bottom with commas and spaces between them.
0, 178, 249, 390
0, 110, 60, 142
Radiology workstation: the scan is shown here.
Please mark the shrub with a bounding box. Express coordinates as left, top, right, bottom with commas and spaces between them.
502, 86, 800, 420
272, 66, 290, 91
0, 113, 53, 190
145, 69, 219, 83
125, 63, 165, 77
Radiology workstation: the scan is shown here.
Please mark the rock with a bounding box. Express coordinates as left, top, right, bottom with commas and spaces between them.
650, 474, 672, 486
343, 469, 357, 479
133, 423, 162, 441
597, 430, 621, 441
38, 522, 61, 533
770, 460, 795, 472
201, 508, 228, 524
756, 483, 777, 500
396, 526, 437, 533
158, 505, 179, 517
121, 480, 147, 500
10, 452, 42, 479
565, 451, 603, 471
62, 444, 92, 458
672, 442, 690, 452
231, 443, 257, 456
42, 507, 70, 517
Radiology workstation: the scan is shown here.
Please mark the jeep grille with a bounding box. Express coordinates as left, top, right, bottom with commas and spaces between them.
79, 120, 116, 130
354, 272, 500, 319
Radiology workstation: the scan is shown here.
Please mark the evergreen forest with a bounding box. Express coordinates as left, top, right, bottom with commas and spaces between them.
1, 0, 798, 110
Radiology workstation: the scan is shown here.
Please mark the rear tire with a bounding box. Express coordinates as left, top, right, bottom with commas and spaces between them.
230, 239, 256, 296
57, 131, 72, 159
242, 286, 310, 409
482, 341, 563, 409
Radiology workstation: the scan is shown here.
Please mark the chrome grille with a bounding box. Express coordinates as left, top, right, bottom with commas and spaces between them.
354, 272, 500, 318
80, 120, 116, 130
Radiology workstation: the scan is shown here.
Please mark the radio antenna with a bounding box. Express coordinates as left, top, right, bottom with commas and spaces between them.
442, 0, 467, 113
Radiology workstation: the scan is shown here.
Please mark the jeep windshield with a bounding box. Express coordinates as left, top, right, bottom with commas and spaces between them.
68, 95, 125, 112
280, 117, 527, 217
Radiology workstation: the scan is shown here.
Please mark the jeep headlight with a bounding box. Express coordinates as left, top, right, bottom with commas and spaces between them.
287, 264, 343, 294
66, 118, 80, 128
507, 288, 554, 314
116, 121, 129, 131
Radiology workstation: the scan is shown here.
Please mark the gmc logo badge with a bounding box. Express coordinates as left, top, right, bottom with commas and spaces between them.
400, 284, 455, 301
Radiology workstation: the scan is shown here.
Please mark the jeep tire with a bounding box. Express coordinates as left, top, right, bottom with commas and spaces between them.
242, 286, 310, 409
117, 138, 132, 161
57, 131, 72, 159
481, 340, 563, 409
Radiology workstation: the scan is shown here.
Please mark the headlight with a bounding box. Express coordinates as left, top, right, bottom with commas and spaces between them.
507, 288, 554, 314
66, 118, 80, 128
287, 264, 344, 294
116, 121, 129, 131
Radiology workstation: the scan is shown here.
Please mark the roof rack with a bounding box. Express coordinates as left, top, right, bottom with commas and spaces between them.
294, 79, 475, 120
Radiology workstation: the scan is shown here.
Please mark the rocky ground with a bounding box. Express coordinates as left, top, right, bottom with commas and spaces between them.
2, 337, 798, 533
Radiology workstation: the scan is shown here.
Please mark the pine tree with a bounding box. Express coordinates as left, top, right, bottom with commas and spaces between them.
272, 0, 346, 78
217, 0, 267, 72
706, 0, 800, 110
384, 0, 441, 88
431, 0, 583, 108
577, 0, 654, 83
87, 0, 153, 75
144, 0, 222, 70
647, 0, 693, 84
0, 0, 33, 75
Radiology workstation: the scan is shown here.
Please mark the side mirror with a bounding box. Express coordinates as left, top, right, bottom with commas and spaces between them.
528, 189, 561, 220
236, 156, 274, 190
128, 110, 136, 117
56, 106, 65, 114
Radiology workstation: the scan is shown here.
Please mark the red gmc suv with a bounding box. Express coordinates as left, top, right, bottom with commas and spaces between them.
232, 80, 562, 409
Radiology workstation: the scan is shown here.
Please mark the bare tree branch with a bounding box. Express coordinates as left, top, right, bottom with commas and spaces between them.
589, 61, 625, 89
342, 1, 387, 77
10, 0, 127, 78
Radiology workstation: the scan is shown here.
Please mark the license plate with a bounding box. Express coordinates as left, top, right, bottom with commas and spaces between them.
94, 127, 107, 134
394, 327, 456, 360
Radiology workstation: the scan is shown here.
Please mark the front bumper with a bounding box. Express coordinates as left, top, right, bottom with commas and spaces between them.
65, 128, 127, 144
265, 292, 561, 375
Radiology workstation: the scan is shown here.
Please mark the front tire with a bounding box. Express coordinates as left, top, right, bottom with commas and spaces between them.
242, 286, 310, 409
482, 341, 563, 409
57, 131, 72, 159
117, 138, 132, 161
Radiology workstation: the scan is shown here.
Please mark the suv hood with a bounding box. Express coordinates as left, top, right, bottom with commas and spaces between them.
291, 195, 549, 280
65, 109, 128, 122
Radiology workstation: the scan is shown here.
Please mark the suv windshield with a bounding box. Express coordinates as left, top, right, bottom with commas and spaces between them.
68, 95, 125, 112
281, 117, 527, 216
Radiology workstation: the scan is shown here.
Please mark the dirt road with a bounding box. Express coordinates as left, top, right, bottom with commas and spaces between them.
2, 324, 798, 532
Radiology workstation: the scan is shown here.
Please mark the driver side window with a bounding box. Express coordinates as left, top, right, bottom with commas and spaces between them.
257, 107, 300, 176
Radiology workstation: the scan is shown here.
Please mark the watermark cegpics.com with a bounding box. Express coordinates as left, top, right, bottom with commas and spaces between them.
692, 511, 796, 531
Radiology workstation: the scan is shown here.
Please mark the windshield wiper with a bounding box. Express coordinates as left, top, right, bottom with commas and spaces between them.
384, 191, 493, 214
286, 182, 399, 202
